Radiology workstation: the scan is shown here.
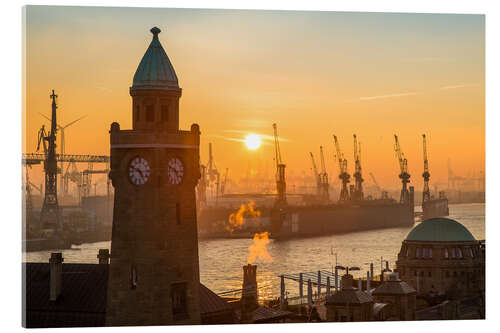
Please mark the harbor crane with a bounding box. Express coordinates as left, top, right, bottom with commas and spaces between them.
393, 135, 411, 205
273, 123, 287, 206
352, 134, 364, 201
207, 142, 219, 183
309, 152, 321, 197
319, 146, 329, 201
197, 164, 208, 206
333, 135, 350, 202
220, 168, 229, 197
38, 90, 61, 231
40, 112, 87, 196
422, 134, 431, 203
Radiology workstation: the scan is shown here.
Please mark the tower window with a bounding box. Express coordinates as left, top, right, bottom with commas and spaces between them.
176, 203, 181, 225
161, 105, 169, 122
429, 248, 433, 258
443, 248, 449, 259
131, 265, 138, 289
171, 282, 188, 320
146, 104, 155, 121
415, 247, 420, 258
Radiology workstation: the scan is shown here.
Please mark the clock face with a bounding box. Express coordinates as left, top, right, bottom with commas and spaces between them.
168, 157, 184, 184
128, 157, 150, 185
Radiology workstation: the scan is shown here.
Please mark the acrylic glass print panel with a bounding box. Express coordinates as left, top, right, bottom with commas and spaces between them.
22, 5, 485, 327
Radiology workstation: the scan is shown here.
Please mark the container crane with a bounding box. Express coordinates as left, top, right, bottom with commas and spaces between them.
319, 146, 329, 201
352, 134, 364, 201
394, 135, 411, 205
273, 123, 287, 206
333, 135, 350, 202
422, 134, 431, 203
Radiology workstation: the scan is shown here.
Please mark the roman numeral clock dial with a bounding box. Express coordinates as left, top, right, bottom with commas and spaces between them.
128, 157, 150, 185
168, 157, 184, 185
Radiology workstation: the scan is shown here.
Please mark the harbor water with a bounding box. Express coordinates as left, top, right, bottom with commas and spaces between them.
23, 203, 485, 300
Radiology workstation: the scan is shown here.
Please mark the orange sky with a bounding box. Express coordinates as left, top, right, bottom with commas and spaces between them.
24, 7, 484, 193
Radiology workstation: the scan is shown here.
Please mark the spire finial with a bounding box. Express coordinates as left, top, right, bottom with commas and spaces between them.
150, 27, 161, 39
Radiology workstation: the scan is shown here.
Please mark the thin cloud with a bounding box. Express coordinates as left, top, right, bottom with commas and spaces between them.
401, 57, 454, 63
439, 83, 478, 90
359, 92, 418, 101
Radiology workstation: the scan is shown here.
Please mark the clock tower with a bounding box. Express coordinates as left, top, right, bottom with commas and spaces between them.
106, 27, 201, 326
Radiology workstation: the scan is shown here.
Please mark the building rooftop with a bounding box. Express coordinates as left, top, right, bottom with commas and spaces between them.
24, 262, 233, 328
372, 275, 416, 296
132, 27, 179, 90
406, 217, 476, 242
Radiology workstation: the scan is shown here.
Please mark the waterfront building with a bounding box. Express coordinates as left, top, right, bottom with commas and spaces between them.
396, 217, 485, 299
325, 274, 374, 322
372, 273, 417, 320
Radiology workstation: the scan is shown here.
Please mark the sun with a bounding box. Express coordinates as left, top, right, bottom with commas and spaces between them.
245, 134, 262, 150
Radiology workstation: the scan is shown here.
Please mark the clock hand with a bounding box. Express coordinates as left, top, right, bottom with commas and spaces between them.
135, 167, 144, 177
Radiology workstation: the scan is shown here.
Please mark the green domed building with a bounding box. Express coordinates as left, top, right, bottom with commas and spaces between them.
395, 218, 484, 298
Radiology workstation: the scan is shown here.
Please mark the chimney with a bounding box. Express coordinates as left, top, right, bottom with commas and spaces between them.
97, 249, 110, 264
49, 252, 63, 301
341, 274, 354, 290
241, 264, 258, 317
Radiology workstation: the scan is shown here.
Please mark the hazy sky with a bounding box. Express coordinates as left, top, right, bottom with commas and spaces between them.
24, 6, 484, 192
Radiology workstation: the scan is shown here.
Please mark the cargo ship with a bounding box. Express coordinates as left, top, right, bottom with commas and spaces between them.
197, 191, 415, 240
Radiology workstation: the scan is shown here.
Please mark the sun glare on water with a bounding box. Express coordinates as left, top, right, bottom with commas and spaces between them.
245, 134, 262, 150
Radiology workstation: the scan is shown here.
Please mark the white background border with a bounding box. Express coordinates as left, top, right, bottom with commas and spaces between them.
2, 0, 498, 332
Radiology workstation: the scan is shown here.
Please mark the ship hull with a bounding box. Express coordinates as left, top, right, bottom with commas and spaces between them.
422, 198, 449, 220
275, 202, 414, 239
197, 201, 414, 239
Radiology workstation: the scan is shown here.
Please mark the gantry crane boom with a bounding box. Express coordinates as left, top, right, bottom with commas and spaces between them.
333, 135, 350, 202
394, 135, 411, 205
422, 134, 431, 203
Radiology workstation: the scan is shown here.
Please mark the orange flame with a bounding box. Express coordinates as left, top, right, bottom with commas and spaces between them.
248, 232, 273, 264
226, 201, 261, 233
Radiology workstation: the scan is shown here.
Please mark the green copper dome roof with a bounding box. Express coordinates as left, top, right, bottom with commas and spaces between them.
406, 218, 476, 242
132, 27, 179, 90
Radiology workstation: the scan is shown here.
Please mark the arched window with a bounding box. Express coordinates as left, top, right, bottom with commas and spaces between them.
415, 247, 420, 258
429, 248, 433, 258
443, 248, 449, 259
422, 248, 427, 258
451, 248, 456, 258
457, 248, 463, 258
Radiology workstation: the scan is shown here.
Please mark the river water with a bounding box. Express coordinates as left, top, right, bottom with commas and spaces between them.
23, 203, 485, 300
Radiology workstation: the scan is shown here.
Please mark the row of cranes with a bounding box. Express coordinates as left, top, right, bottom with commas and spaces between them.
272, 123, 439, 207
